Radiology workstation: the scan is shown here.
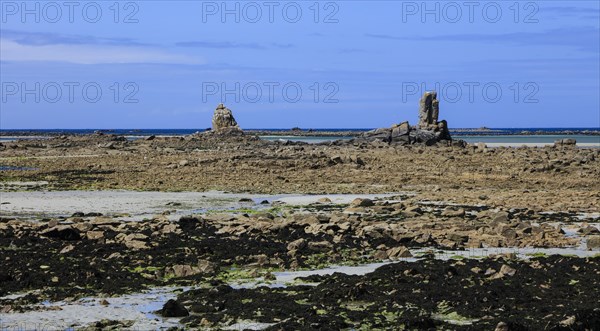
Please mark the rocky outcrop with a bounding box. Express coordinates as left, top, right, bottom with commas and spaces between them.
554, 138, 577, 147
211, 104, 241, 133
418, 91, 439, 128
359, 91, 457, 146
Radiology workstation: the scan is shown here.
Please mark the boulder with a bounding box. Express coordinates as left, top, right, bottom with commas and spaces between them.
386, 246, 412, 259
441, 207, 465, 217
413, 130, 438, 145
554, 138, 577, 147
91, 217, 120, 226
287, 238, 307, 251
124, 240, 148, 250
197, 259, 217, 274
494, 322, 509, 331
168, 265, 199, 277
350, 198, 374, 207
308, 240, 333, 252
488, 264, 517, 279
159, 299, 189, 317
446, 233, 469, 243
578, 226, 600, 235
436, 119, 451, 141
86, 231, 105, 240
73, 222, 93, 232
586, 235, 600, 250
373, 250, 389, 260
212, 103, 240, 132
491, 211, 510, 224
59, 244, 75, 254
40, 226, 80, 241
390, 121, 411, 144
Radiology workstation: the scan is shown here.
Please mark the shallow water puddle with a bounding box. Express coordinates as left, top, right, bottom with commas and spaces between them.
0, 287, 185, 330
0, 191, 409, 221
0, 190, 265, 221
558, 222, 600, 238
231, 245, 599, 289
221, 320, 276, 330
412, 246, 598, 260
274, 193, 407, 205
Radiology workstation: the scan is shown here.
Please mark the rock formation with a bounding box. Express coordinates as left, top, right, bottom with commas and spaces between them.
554, 138, 577, 147
418, 91, 439, 128
358, 91, 457, 146
211, 104, 240, 132
416, 91, 450, 142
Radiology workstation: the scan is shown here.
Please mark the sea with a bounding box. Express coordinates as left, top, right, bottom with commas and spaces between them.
0, 128, 599, 147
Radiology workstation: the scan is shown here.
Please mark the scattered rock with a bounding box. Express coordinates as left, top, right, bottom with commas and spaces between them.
559, 315, 576, 327
159, 299, 189, 317
586, 235, 600, 250
494, 322, 509, 331
386, 246, 412, 259
491, 211, 510, 224
197, 259, 217, 274
73, 222, 92, 232
441, 207, 465, 217
330, 155, 343, 164
308, 240, 333, 252
287, 238, 307, 251
350, 198, 374, 207
91, 217, 120, 226
59, 244, 75, 254
168, 265, 201, 277
499, 264, 516, 276
489, 264, 517, 279
86, 231, 105, 240
40, 226, 80, 241
579, 226, 600, 235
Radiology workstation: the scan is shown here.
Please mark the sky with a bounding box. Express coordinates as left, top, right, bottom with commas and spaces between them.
0, 0, 599, 129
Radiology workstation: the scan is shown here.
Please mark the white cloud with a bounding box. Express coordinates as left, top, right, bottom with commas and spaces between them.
0, 39, 204, 65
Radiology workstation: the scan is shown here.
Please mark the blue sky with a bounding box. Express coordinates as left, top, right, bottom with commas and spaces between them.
1, 1, 599, 129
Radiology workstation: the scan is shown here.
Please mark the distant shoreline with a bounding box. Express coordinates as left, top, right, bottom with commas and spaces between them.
1, 128, 599, 137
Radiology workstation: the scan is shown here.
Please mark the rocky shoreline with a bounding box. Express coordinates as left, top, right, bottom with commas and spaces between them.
1, 95, 599, 330
1, 192, 599, 329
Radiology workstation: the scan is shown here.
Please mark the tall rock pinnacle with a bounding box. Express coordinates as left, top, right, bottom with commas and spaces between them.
212, 103, 239, 131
